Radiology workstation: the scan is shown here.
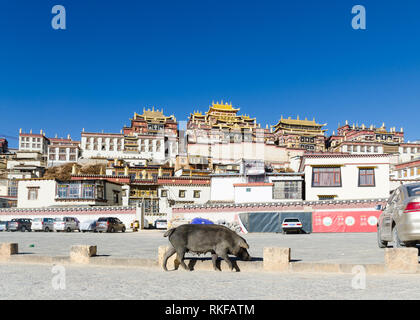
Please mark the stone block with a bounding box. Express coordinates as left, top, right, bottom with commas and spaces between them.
263, 247, 290, 272
70, 245, 97, 264
0, 243, 18, 258
384, 248, 418, 274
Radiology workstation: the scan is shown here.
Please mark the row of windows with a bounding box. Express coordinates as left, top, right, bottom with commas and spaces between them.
49, 154, 77, 161
402, 147, 419, 154
21, 137, 42, 142
312, 167, 375, 187
86, 144, 123, 151
49, 148, 77, 154
347, 145, 380, 153
160, 190, 201, 198
398, 167, 420, 178
20, 143, 42, 149
56, 184, 102, 199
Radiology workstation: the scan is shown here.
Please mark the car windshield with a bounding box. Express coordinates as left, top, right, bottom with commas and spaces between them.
54, 218, 64, 222
407, 185, 420, 197
284, 218, 300, 222
98, 218, 107, 221
33, 218, 42, 222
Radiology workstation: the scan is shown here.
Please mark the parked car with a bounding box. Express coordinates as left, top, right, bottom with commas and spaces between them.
377, 182, 420, 248
154, 219, 167, 229
32, 218, 55, 232
8, 218, 32, 232
80, 219, 97, 233
96, 217, 126, 233
281, 218, 303, 234
53, 217, 80, 232
0, 221, 9, 232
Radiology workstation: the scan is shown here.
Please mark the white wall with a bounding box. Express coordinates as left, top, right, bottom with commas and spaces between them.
303, 156, 390, 200
17, 179, 123, 208
234, 185, 273, 203
210, 176, 246, 202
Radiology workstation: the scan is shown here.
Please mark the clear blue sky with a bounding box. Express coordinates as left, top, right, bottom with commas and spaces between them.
1, 0, 420, 148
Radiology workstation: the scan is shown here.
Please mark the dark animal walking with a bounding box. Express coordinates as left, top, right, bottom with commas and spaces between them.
162, 224, 251, 271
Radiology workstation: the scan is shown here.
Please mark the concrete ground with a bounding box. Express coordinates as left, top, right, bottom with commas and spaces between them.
1, 231, 420, 300
0, 231, 387, 264
1, 263, 420, 299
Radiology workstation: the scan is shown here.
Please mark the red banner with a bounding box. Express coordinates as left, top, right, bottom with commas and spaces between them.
312, 211, 381, 233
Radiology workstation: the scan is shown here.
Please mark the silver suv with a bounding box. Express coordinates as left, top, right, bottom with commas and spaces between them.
377, 183, 420, 248
54, 217, 80, 232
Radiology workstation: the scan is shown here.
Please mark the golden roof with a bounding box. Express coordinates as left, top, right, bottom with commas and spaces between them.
208, 101, 239, 112
273, 116, 326, 128
134, 107, 175, 121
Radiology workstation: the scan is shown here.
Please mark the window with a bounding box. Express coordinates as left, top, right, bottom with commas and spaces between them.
57, 184, 69, 198
273, 181, 302, 199
312, 167, 341, 187
246, 188, 251, 192
193, 190, 201, 198
161, 190, 168, 197
27, 187, 38, 200
359, 168, 375, 187
82, 184, 95, 199
69, 184, 80, 198
179, 190, 186, 198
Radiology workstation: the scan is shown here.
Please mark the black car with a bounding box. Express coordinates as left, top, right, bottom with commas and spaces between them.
8, 218, 32, 232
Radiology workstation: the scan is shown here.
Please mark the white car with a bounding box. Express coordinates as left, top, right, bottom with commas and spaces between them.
281, 218, 303, 234
154, 219, 168, 229
32, 218, 54, 232
54, 217, 80, 232
79, 219, 97, 233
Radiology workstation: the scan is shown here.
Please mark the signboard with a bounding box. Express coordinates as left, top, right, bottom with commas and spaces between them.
312, 211, 381, 233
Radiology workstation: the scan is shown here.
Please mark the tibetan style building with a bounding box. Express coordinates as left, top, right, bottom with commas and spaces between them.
327, 121, 420, 163
80, 108, 179, 165
186, 102, 303, 171
122, 107, 178, 164
272, 116, 327, 152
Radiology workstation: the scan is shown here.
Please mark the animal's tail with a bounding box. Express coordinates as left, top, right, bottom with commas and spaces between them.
164, 228, 176, 238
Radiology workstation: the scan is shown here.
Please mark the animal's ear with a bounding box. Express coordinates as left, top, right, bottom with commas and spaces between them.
240, 239, 249, 249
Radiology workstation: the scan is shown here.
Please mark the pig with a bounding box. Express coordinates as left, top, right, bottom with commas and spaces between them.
162, 224, 251, 272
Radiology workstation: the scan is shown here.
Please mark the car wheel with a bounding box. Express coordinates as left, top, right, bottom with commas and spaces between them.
110, 227, 115, 233
45, 227, 49, 232
122, 227, 126, 233
377, 225, 387, 248
21, 226, 26, 232
392, 226, 405, 248
66, 227, 71, 233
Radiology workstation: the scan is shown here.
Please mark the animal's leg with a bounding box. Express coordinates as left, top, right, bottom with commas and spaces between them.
211, 253, 220, 271
176, 248, 190, 271
216, 248, 234, 271
162, 246, 176, 271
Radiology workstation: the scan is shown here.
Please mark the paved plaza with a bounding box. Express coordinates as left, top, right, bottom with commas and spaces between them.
2, 231, 420, 300
0, 231, 387, 264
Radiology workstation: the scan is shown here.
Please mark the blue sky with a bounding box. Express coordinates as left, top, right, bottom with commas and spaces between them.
1, 0, 420, 148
